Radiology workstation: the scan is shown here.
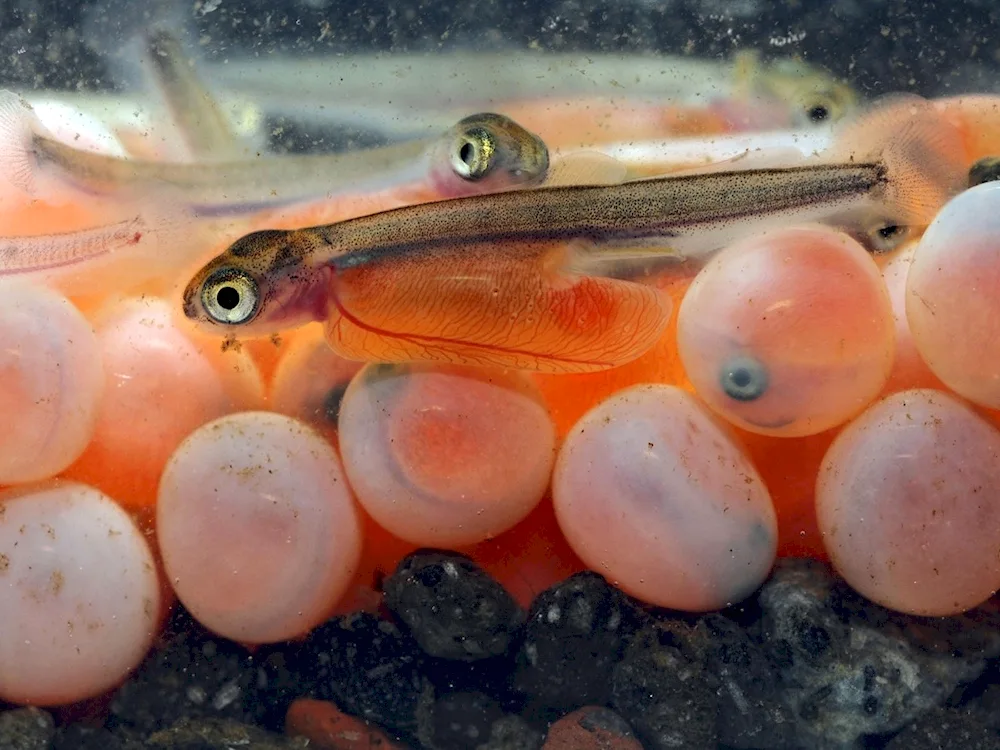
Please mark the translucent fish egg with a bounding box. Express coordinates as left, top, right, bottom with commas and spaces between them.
817, 389, 1000, 615
270, 322, 363, 442
157, 411, 361, 644
879, 243, 945, 394
0, 481, 161, 705
552, 384, 778, 611
338, 363, 556, 547
0, 280, 103, 484
678, 226, 895, 437
65, 296, 262, 508
906, 181, 1000, 408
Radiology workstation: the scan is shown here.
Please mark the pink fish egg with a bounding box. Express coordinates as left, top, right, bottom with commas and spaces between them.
677, 226, 894, 437
269, 323, 363, 443
906, 181, 1000, 408
0, 280, 103, 484
552, 384, 777, 612
65, 296, 263, 509
157, 411, 361, 644
338, 363, 556, 547
0, 481, 161, 706
817, 389, 1000, 616
879, 243, 946, 394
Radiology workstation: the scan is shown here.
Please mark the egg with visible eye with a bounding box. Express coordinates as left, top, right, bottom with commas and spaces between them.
677, 225, 894, 437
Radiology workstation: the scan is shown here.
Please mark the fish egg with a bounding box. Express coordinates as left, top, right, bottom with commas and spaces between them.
65, 296, 262, 508
338, 363, 556, 547
817, 389, 1000, 615
270, 322, 363, 443
906, 181, 1000, 408
879, 243, 946, 394
0, 481, 161, 705
157, 411, 361, 644
552, 384, 777, 611
678, 226, 894, 437
0, 280, 103, 484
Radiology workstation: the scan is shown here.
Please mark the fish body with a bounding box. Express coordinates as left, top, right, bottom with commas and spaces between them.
179, 164, 910, 373
0, 97, 550, 219
182, 96, 968, 374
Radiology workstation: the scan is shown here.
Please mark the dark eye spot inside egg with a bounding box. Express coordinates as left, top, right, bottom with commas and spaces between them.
969, 156, 1000, 188
322, 383, 348, 425
720, 355, 770, 402
807, 104, 830, 122
216, 286, 240, 310
878, 225, 901, 242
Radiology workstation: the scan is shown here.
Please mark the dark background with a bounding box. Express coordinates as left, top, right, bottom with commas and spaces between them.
1, 0, 996, 99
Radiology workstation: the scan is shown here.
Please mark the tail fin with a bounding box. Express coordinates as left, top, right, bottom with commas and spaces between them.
826, 94, 968, 225
0, 90, 46, 201
140, 26, 248, 160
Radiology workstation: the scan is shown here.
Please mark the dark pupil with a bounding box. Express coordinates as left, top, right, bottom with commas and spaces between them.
730, 368, 753, 388
459, 141, 476, 166
808, 104, 829, 122
720, 356, 769, 402
216, 286, 240, 310
878, 225, 900, 240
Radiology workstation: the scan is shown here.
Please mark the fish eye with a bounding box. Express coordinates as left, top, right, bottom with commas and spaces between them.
451, 127, 496, 180
720, 355, 770, 402
968, 156, 1000, 188
200, 267, 260, 325
866, 221, 909, 254
798, 87, 850, 126
807, 103, 830, 122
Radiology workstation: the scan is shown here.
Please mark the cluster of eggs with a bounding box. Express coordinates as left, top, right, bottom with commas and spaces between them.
3, 108, 1000, 715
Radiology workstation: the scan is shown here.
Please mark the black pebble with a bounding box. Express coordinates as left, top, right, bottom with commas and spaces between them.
757, 559, 987, 747
704, 613, 798, 749
513, 571, 642, 719
302, 610, 434, 742
108, 607, 294, 736
886, 706, 1000, 749
418, 691, 542, 750
611, 617, 719, 749
384, 550, 525, 662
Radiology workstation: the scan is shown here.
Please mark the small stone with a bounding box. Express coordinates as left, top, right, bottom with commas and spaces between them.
610, 618, 718, 750
416, 691, 542, 750
285, 698, 404, 749
384, 550, 525, 661
704, 614, 797, 749
885, 706, 1000, 749
303, 611, 434, 742
758, 558, 987, 747
477, 715, 543, 750
514, 572, 642, 717
417, 691, 504, 750
110, 607, 294, 735
542, 706, 642, 749
0, 707, 55, 750
52, 725, 145, 750
145, 717, 306, 749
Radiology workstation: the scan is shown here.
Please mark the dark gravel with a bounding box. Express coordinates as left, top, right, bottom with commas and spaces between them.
385, 550, 525, 662
1, 553, 996, 748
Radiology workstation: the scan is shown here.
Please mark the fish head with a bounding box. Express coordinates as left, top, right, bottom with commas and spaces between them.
428, 112, 550, 197
182, 228, 331, 336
